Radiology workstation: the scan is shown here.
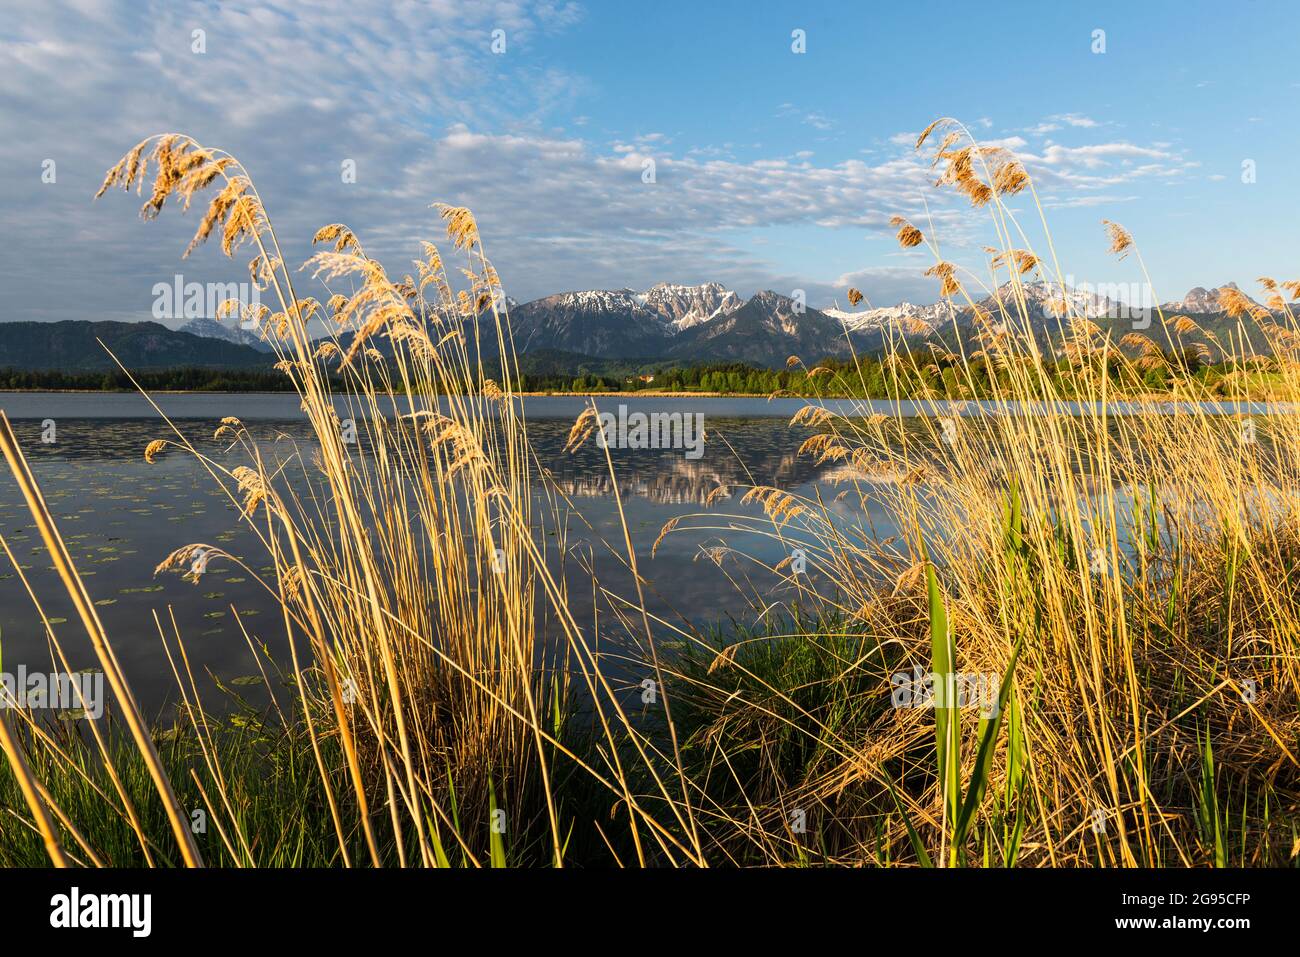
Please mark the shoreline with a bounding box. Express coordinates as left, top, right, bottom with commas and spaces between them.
0, 388, 1283, 403
0, 387, 778, 398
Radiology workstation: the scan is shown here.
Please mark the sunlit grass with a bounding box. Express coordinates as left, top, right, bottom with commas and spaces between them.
1, 117, 1298, 868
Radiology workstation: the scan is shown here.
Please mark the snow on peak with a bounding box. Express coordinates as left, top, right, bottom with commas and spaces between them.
1160, 283, 1263, 314
642, 282, 742, 331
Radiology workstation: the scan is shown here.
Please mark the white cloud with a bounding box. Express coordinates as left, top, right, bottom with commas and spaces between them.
1040, 194, 1140, 210
777, 103, 835, 131
826, 265, 937, 309
1024, 113, 1103, 135
0, 1, 1205, 322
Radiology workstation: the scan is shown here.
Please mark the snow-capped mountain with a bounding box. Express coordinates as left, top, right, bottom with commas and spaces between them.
822, 301, 952, 335
1158, 283, 1262, 314
640, 282, 742, 332
476, 278, 1268, 365
509, 289, 668, 357
977, 280, 1117, 319
667, 290, 854, 364
513, 283, 743, 336
174, 277, 1270, 369
494, 285, 855, 363
524, 288, 651, 319
179, 317, 274, 353
823, 281, 1118, 336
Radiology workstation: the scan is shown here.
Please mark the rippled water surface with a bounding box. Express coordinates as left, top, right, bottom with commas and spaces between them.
7, 390, 1274, 713
0, 393, 893, 713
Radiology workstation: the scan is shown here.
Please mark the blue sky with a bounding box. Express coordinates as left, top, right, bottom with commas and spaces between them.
1, 0, 1296, 323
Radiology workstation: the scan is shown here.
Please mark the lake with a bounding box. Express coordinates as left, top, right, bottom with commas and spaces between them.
0, 390, 1281, 716
0, 391, 1283, 421
0, 392, 890, 715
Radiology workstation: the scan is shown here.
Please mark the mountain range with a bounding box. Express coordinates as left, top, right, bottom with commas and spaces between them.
0, 282, 1277, 373
0, 320, 276, 372
491, 280, 1275, 362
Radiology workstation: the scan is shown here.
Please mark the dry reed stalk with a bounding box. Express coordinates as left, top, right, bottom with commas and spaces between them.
89, 131, 709, 868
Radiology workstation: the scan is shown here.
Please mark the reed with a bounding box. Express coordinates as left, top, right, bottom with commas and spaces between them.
0, 118, 1297, 867
657, 119, 1300, 866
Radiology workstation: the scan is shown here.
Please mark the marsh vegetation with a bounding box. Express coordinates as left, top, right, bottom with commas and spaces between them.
1, 120, 1297, 868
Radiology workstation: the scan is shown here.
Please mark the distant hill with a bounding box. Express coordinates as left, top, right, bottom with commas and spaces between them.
664, 290, 857, 365
178, 317, 275, 353
6, 281, 1281, 378
828, 280, 1282, 361
474, 286, 864, 365
0, 321, 273, 371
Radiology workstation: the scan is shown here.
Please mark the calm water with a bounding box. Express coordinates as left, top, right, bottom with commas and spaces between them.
0, 393, 889, 714
0, 391, 1283, 715
0, 391, 1284, 421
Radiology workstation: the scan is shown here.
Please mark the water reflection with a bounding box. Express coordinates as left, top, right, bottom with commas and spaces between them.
538, 419, 824, 505
0, 401, 856, 714
5, 392, 1258, 715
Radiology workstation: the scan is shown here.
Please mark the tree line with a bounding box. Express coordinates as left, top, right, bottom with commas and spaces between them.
0, 347, 1265, 400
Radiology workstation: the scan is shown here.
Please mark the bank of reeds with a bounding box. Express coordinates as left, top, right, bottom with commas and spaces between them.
0, 119, 1297, 867
659, 120, 1300, 866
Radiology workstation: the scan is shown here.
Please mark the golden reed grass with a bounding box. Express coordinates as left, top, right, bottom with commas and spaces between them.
652, 118, 1300, 866
0, 118, 1297, 867
37, 132, 699, 868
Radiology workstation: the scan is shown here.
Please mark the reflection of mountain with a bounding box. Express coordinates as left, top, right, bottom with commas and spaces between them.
14, 415, 837, 507
543, 445, 826, 505
549, 471, 716, 506
819, 463, 897, 485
